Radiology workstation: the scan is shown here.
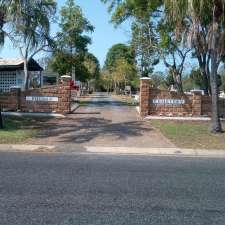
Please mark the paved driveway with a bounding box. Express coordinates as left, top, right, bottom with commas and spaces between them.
31, 93, 174, 148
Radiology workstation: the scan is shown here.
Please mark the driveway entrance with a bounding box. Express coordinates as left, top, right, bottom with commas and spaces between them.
31, 93, 174, 148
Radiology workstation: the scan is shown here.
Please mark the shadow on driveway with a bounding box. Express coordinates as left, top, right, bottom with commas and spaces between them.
34, 117, 153, 145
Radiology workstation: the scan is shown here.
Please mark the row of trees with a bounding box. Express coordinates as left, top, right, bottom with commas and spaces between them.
102, 0, 225, 133
100, 43, 138, 93
151, 69, 225, 92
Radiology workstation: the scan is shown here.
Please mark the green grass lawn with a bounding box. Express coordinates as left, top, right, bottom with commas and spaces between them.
151, 120, 225, 149
0, 116, 47, 144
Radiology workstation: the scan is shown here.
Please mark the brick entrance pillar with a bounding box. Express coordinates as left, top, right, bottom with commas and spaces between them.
140, 77, 151, 117
192, 91, 202, 116
59, 75, 71, 114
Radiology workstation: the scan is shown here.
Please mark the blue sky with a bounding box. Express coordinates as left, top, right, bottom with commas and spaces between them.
0, 0, 197, 73
0, 0, 131, 68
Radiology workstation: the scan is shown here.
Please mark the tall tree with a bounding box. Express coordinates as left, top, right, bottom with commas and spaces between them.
104, 43, 137, 92
111, 58, 137, 91
84, 53, 100, 81
53, 0, 94, 80
102, 0, 162, 77
83, 52, 100, 90
165, 0, 225, 132
131, 18, 159, 77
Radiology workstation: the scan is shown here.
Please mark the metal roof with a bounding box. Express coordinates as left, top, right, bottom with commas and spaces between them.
0, 58, 43, 71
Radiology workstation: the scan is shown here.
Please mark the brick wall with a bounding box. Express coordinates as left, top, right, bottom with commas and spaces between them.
201, 96, 225, 117
148, 88, 194, 116
0, 76, 71, 114
139, 77, 225, 117
0, 88, 20, 111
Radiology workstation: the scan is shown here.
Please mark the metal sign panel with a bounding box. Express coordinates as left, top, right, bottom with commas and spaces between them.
152, 99, 185, 105
26, 96, 58, 102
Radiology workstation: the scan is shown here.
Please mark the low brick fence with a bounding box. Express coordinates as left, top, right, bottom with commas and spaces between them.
140, 77, 225, 117
0, 76, 71, 114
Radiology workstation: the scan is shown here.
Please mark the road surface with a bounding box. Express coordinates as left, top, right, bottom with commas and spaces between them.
0, 152, 225, 225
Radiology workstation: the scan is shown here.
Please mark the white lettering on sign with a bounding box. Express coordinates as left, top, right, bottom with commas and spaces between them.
26, 96, 58, 102
152, 99, 185, 105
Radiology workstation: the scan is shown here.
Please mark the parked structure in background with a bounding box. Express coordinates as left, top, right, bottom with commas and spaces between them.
0, 58, 43, 92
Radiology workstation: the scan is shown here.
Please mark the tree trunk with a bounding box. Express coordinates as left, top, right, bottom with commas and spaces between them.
0, 106, 3, 129
24, 59, 29, 90
200, 69, 210, 95
196, 54, 210, 95
114, 82, 117, 93
173, 70, 183, 94
210, 52, 222, 133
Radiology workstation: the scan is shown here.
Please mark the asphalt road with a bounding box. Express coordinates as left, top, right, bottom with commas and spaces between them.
0, 152, 225, 225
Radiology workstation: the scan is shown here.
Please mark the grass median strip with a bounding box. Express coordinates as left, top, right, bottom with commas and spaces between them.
151, 120, 225, 150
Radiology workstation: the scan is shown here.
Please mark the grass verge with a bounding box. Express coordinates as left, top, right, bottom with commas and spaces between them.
0, 116, 49, 144
151, 120, 225, 150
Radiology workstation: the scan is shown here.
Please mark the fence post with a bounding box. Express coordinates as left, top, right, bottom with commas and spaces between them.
140, 77, 151, 117
192, 90, 202, 116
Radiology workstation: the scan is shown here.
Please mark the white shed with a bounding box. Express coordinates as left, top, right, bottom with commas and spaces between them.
0, 58, 43, 92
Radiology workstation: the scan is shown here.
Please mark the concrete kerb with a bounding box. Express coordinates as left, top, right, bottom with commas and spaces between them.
0, 145, 225, 158
2, 112, 66, 118
144, 115, 225, 121
85, 147, 225, 158
0, 145, 56, 153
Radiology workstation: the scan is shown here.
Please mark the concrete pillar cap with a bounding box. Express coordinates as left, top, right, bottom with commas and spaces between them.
191, 89, 203, 95
61, 75, 72, 79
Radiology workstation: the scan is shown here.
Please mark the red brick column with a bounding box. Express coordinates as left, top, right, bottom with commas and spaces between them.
58, 76, 71, 114
192, 91, 202, 116
140, 77, 151, 117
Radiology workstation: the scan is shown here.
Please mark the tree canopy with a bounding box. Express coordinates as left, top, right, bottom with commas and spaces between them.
104, 43, 135, 71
